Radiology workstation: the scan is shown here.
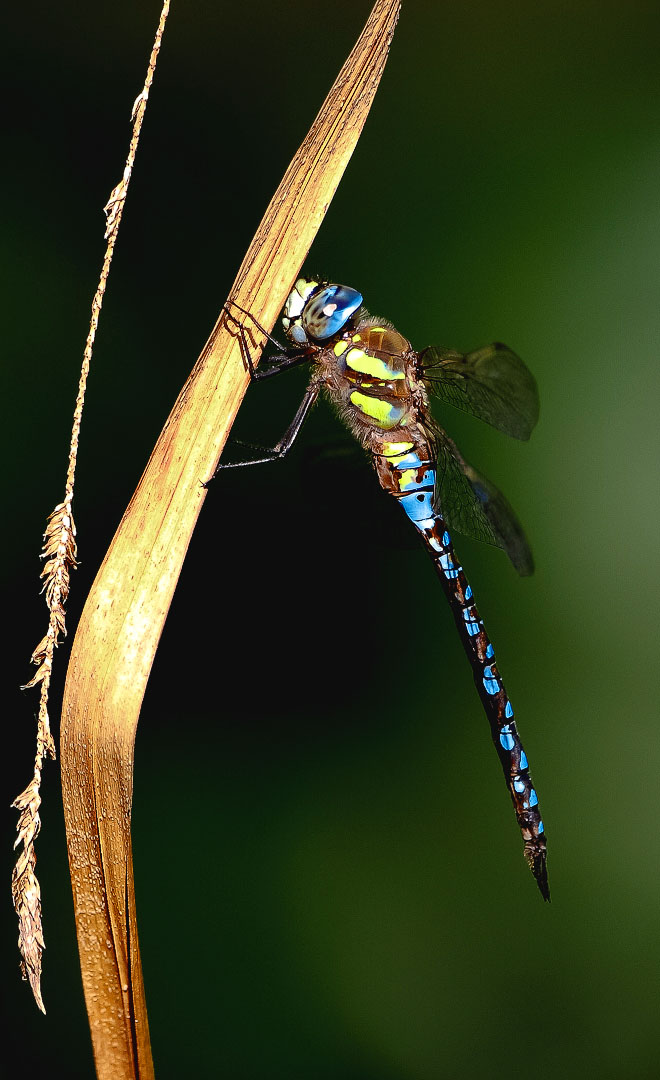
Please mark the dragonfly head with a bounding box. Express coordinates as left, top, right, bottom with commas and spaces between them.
282, 278, 363, 345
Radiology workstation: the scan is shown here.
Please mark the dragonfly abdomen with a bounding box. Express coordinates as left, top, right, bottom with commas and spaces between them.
374, 441, 549, 900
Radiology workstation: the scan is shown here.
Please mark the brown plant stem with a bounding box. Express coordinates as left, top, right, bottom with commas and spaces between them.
12, 1, 171, 1015
60, 2, 400, 1076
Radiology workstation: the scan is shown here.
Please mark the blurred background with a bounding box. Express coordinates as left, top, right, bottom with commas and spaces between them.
3, 1, 660, 1076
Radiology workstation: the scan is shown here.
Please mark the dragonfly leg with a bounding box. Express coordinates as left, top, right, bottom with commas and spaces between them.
205, 385, 320, 482
223, 302, 309, 381
224, 300, 287, 351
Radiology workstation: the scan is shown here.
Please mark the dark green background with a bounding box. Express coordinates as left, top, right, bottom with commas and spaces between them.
4, 1, 659, 1076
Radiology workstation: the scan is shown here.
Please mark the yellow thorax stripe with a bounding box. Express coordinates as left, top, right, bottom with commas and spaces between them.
344, 347, 405, 381
349, 390, 404, 429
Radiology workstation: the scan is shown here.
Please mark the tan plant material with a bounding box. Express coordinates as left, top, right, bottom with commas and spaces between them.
12, 1, 172, 1015
59, 1, 400, 1076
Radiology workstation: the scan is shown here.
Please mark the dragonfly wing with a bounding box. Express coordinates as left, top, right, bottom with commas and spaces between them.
430, 427, 534, 576
421, 343, 539, 440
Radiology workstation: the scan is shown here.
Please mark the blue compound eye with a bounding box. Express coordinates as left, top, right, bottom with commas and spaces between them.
302, 284, 363, 341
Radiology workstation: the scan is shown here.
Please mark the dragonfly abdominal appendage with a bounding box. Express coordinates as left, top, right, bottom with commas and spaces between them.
215, 276, 548, 899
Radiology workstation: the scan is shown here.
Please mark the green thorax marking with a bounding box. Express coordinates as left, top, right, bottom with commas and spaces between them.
344, 345, 406, 382
334, 330, 407, 386
348, 390, 407, 429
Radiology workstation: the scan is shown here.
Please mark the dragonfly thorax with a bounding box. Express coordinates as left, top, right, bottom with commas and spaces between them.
282, 277, 363, 345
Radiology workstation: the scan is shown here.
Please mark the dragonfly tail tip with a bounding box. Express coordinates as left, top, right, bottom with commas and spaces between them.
533, 856, 551, 903
524, 841, 550, 901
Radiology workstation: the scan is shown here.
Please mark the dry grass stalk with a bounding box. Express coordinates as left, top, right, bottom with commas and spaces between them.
12, 0, 172, 1014
59, 1, 400, 1076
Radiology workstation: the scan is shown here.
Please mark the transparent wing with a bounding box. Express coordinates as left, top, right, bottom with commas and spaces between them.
420, 342, 539, 440
429, 425, 534, 576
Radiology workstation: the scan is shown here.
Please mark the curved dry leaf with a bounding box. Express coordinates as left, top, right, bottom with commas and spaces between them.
60, 3, 400, 1078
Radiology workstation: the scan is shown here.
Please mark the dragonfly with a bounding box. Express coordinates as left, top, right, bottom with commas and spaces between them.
214, 277, 549, 900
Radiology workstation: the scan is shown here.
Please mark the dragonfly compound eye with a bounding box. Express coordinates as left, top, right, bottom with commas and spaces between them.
302, 284, 363, 342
